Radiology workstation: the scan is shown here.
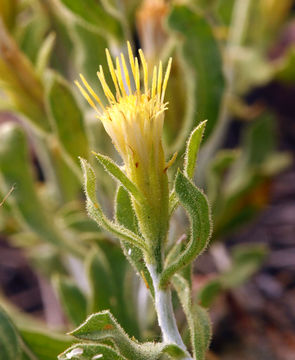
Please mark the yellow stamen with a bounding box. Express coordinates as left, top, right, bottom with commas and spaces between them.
134, 57, 140, 93
105, 48, 121, 99
161, 57, 172, 102
120, 53, 131, 93
115, 57, 127, 96
157, 61, 163, 98
79, 74, 104, 109
151, 66, 157, 98
139, 49, 148, 94
75, 80, 100, 113
97, 66, 116, 104
127, 41, 136, 82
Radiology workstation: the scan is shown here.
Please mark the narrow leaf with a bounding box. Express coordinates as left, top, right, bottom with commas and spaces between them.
47, 72, 89, 164
20, 328, 73, 360
184, 120, 207, 179
53, 276, 87, 326
80, 158, 147, 252
161, 171, 212, 287
173, 275, 211, 360
93, 152, 147, 205
59, 0, 122, 39
115, 186, 154, 296
36, 32, 56, 75
0, 307, 22, 360
168, 5, 225, 141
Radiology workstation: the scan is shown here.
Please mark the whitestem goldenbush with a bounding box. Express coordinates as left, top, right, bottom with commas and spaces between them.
76, 43, 211, 359
76, 43, 173, 268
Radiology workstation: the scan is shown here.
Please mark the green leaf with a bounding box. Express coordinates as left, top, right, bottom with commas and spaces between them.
173, 275, 211, 360
184, 120, 207, 179
161, 171, 212, 287
59, 343, 125, 360
115, 186, 154, 296
0, 123, 80, 255
206, 149, 239, 205
70, 311, 186, 360
168, 5, 225, 141
197, 244, 267, 307
221, 244, 267, 288
47, 71, 89, 164
36, 33, 56, 76
59, 0, 122, 39
93, 152, 147, 205
20, 327, 73, 360
170, 121, 207, 215
53, 276, 87, 326
197, 278, 223, 308
0, 307, 22, 360
80, 158, 147, 252
87, 241, 141, 338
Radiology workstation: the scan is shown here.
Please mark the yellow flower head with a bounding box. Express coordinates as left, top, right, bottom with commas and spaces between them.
75, 42, 172, 178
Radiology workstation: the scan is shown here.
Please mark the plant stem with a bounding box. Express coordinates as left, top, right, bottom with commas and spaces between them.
146, 263, 192, 360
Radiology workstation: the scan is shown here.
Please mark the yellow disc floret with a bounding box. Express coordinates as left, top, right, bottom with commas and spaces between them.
75, 42, 172, 178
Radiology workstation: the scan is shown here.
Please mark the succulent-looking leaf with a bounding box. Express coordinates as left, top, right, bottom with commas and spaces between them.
70, 311, 186, 360
161, 171, 212, 287
168, 5, 225, 141
58, 343, 125, 360
93, 152, 147, 205
173, 275, 211, 360
0, 307, 22, 360
53, 276, 87, 326
115, 186, 154, 296
80, 158, 147, 252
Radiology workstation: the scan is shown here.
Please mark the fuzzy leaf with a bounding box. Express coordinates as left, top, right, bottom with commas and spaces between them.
70, 311, 186, 360
170, 121, 207, 214
115, 186, 154, 296
0, 307, 22, 360
59, 0, 122, 39
53, 276, 87, 326
184, 120, 207, 179
58, 343, 125, 360
173, 275, 211, 360
80, 158, 147, 252
168, 5, 225, 141
93, 152, 146, 205
47, 72, 89, 164
161, 171, 212, 286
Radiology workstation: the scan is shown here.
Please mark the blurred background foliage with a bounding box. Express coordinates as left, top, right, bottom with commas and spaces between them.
0, 0, 294, 359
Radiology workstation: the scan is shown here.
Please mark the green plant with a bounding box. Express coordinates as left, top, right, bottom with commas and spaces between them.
0, 0, 293, 359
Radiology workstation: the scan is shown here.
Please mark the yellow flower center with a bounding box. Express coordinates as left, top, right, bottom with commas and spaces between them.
75, 42, 172, 173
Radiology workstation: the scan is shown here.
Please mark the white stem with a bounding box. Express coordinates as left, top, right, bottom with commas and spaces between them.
146, 263, 192, 360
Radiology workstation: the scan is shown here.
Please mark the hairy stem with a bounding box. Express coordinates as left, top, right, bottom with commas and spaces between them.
146, 263, 192, 360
